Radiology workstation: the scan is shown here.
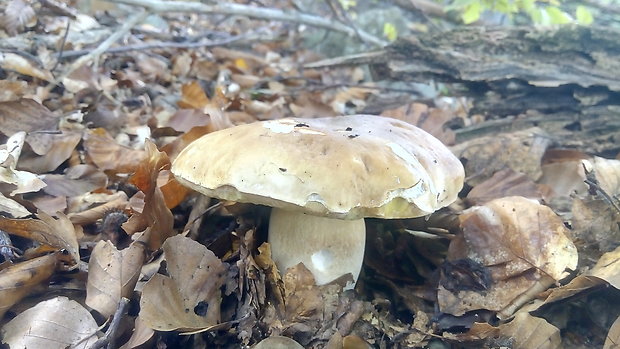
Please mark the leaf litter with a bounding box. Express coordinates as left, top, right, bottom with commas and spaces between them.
0, 1, 618, 348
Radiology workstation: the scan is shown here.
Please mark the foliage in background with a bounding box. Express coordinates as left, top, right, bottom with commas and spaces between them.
447, 0, 594, 25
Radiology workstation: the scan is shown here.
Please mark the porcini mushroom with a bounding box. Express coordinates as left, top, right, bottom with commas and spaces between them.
171, 115, 464, 288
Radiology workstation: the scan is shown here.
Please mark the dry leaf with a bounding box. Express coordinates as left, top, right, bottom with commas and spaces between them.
604, 315, 620, 349
18, 132, 82, 173
41, 164, 107, 197
587, 157, 620, 197
0, 131, 46, 195
0, 99, 58, 155
139, 235, 227, 331
86, 240, 146, 318
1, 296, 98, 348
68, 191, 129, 225
253, 336, 304, 349
467, 168, 546, 205
83, 128, 147, 173
178, 81, 210, 110
439, 196, 578, 317
0, 254, 57, 318
1, 0, 36, 35
0, 212, 80, 266
119, 316, 154, 349
0, 191, 31, 218
0, 52, 53, 82
0, 80, 27, 102
381, 103, 456, 145
499, 312, 561, 349
451, 128, 551, 186
122, 141, 174, 249
541, 246, 620, 306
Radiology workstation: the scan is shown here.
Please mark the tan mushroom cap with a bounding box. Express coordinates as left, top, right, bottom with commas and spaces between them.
171, 115, 464, 220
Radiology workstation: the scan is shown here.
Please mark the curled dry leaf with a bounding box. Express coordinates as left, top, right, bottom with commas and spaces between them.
0, 131, 46, 195
0, 52, 53, 82
540, 246, 620, 306
439, 196, 578, 318
86, 240, 146, 318
0, 191, 30, 217
83, 128, 147, 173
1, 296, 98, 349
499, 312, 561, 349
0, 254, 57, 318
586, 156, 620, 197
0, 212, 80, 266
139, 235, 227, 332
68, 191, 129, 225
122, 140, 174, 249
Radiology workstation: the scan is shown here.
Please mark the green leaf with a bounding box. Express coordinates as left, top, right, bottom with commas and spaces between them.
576, 5, 594, 25
383, 22, 398, 41
545, 6, 571, 24
462, 2, 482, 24
338, 0, 357, 10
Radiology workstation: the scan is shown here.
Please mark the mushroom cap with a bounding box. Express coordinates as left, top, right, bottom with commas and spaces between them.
171, 115, 464, 220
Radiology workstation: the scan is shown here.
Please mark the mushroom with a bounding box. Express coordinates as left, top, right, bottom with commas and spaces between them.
171, 115, 464, 288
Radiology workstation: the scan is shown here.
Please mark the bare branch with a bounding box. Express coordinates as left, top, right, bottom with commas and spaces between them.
107, 0, 387, 47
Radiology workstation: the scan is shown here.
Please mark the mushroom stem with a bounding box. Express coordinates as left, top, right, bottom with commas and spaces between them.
268, 208, 366, 288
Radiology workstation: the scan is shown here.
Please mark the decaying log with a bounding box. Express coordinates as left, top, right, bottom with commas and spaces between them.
308, 26, 620, 155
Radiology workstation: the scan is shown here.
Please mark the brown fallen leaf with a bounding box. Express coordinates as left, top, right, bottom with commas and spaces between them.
0, 211, 80, 266
467, 168, 547, 205
539, 246, 620, 306
0, 52, 52, 82
119, 316, 154, 349
41, 164, 107, 197
1, 296, 98, 348
139, 235, 228, 332
499, 312, 561, 349
0, 80, 27, 102
83, 128, 147, 173
68, 191, 129, 226
0, 191, 30, 218
439, 196, 578, 318
0, 99, 58, 154
122, 141, 174, 250
451, 128, 551, 186
381, 102, 456, 145
86, 240, 146, 318
0, 131, 47, 195
0, 254, 57, 318
18, 132, 82, 173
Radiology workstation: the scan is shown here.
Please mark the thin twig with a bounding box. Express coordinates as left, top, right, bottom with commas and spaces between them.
57, 32, 256, 60
324, 0, 367, 45
107, 0, 387, 46
51, 18, 70, 71
47, 10, 149, 90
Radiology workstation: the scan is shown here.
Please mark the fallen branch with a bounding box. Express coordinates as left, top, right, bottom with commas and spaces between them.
107, 0, 387, 47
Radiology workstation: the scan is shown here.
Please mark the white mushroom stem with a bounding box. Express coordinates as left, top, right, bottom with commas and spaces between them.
268, 208, 366, 288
